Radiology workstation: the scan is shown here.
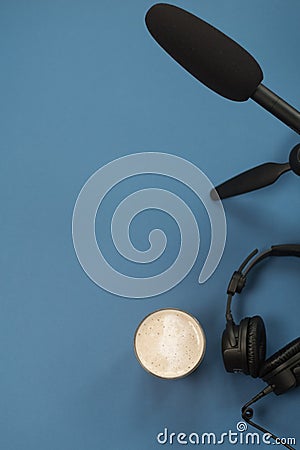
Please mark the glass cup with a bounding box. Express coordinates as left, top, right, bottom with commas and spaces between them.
134, 308, 206, 379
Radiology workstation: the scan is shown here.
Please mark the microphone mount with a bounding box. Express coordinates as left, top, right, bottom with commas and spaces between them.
213, 143, 300, 200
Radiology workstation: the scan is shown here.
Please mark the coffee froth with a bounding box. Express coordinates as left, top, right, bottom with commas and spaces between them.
134, 309, 206, 379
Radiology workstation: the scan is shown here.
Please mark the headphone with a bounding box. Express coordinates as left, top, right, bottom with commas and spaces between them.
222, 244, 300, 396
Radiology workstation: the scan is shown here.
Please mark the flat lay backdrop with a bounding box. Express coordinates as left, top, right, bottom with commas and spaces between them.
1, 1, 299, 449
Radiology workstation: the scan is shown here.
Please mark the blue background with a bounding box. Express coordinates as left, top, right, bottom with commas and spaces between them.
1, 0, 299, 449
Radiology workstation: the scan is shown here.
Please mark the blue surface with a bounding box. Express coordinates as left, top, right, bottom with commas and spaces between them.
1, 0, 299, 449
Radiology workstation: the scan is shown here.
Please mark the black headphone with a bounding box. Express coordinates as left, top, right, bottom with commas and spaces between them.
222, 244, 300, 396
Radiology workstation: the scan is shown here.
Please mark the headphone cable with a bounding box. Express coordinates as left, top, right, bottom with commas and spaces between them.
241, 386, 295, 450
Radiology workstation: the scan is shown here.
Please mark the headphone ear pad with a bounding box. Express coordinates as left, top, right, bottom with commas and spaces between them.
259, 337, 300, 378
247, 316, 266, 378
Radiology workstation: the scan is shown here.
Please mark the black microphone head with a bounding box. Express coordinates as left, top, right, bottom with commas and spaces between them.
145, 3, 263, 102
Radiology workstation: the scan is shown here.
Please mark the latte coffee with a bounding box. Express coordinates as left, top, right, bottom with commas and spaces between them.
134, 308, 206, 379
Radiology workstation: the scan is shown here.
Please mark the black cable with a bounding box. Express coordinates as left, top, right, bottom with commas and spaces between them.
241, 386, 295, 450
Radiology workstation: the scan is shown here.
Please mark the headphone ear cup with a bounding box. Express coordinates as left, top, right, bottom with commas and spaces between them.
247, 316, 266, 378
259, 337, 300, 394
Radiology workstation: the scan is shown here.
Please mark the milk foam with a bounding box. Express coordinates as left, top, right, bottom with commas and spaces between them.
134, 309, 206, 379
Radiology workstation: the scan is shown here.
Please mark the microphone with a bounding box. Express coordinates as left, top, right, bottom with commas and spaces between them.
145, 3, 300, 134
241, 386, 295, 450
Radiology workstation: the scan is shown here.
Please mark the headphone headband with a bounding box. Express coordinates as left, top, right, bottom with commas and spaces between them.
226, 244, 300, 321
229, 244, 300, 294
270, 244, 300, 257
244, 244, 300, 277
